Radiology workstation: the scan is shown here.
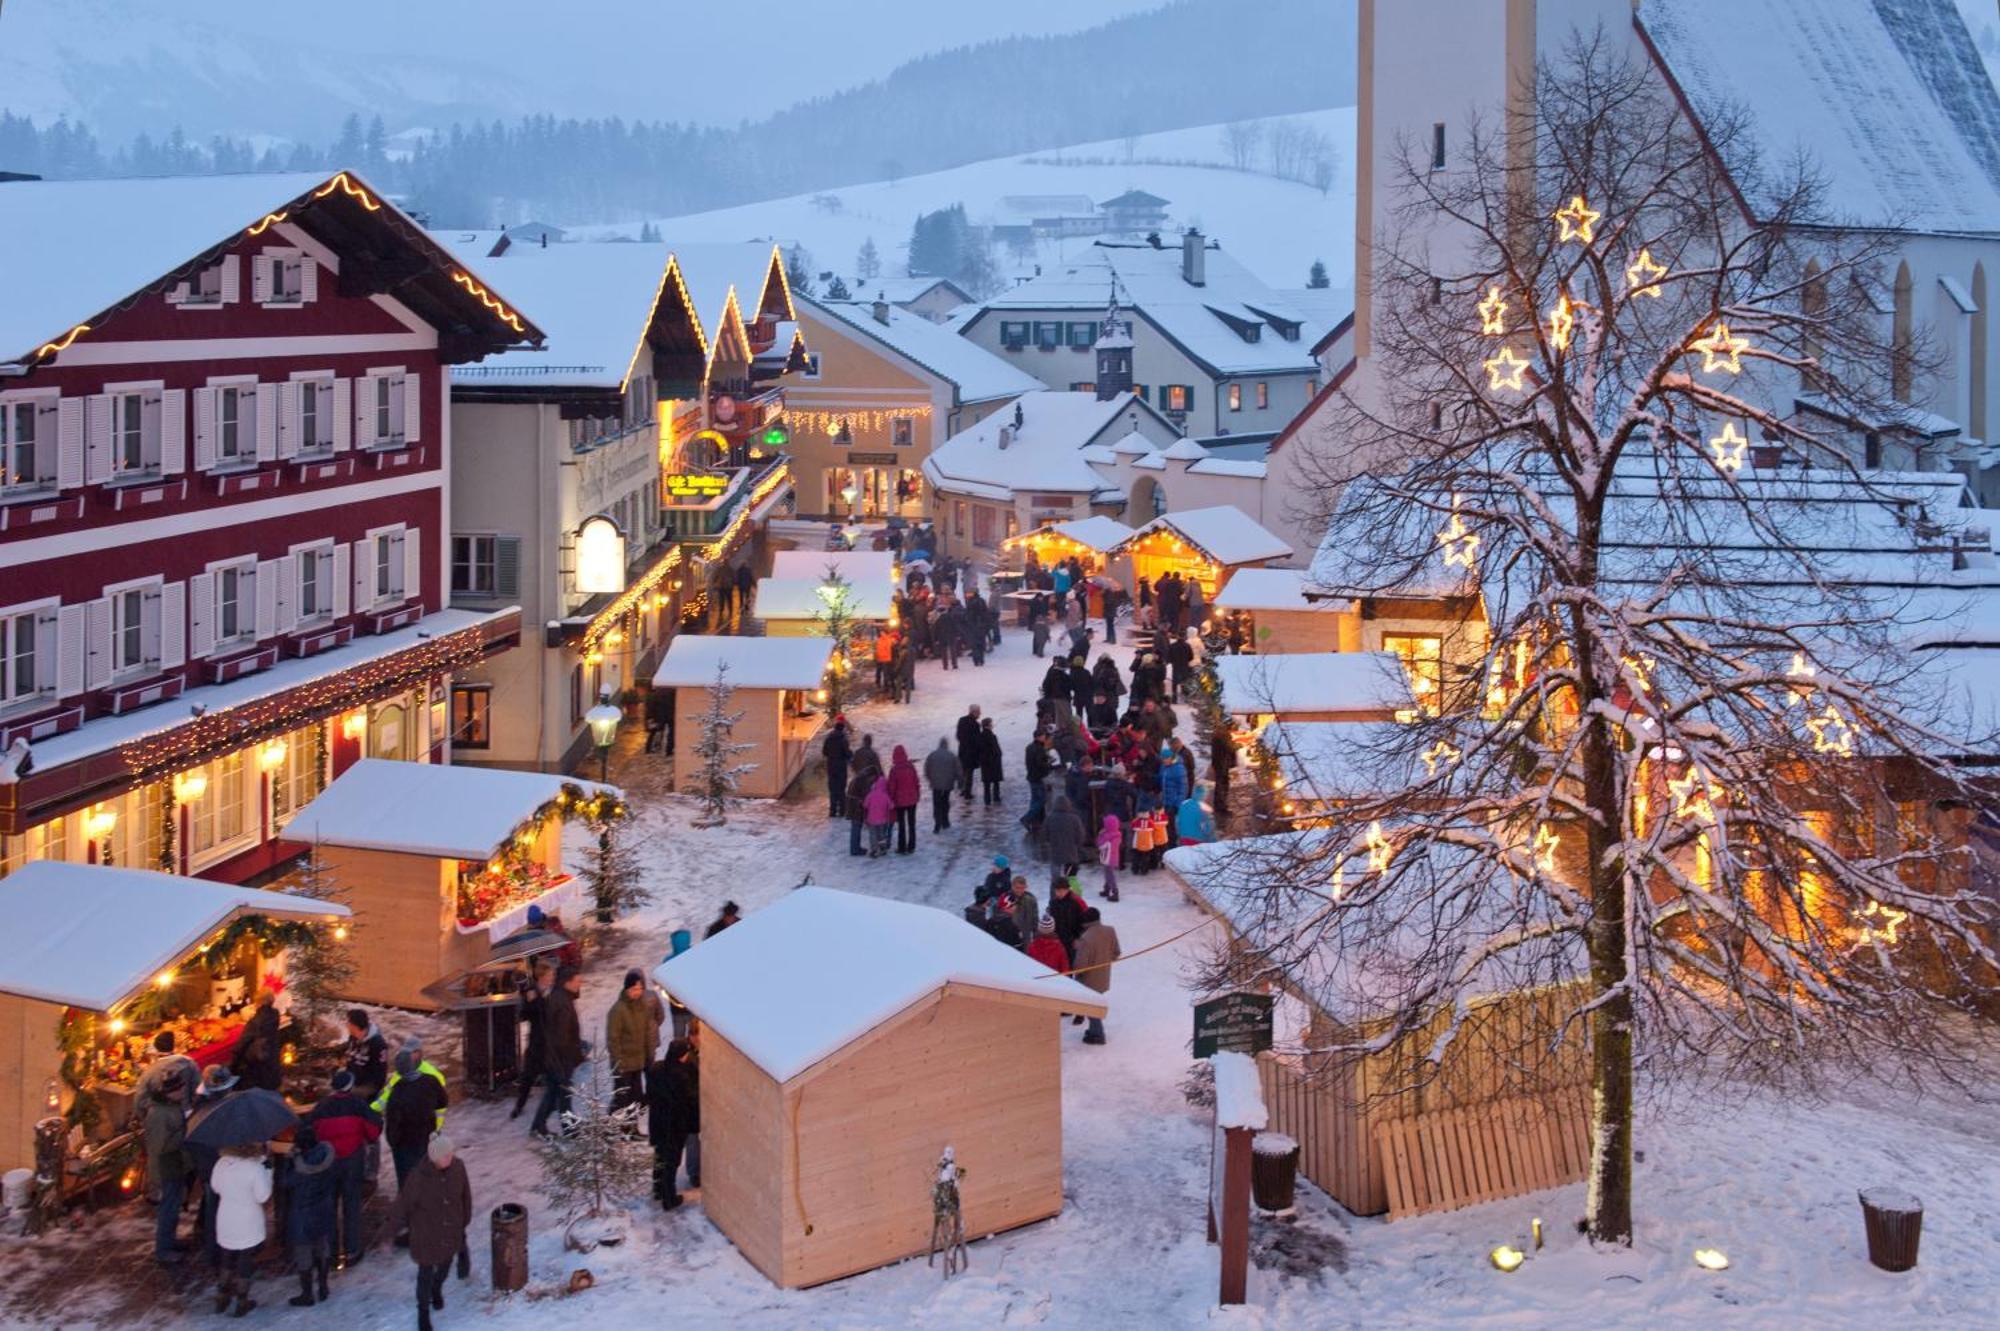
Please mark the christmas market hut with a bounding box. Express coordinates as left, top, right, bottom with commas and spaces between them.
1001, 514, 1132, 573
1214, 651, 1416, 726
653, 635, 835, 799
751, 573, 897, 638
1110, 504, 1290, 597
769, 548, 901, 593
1212, 568, 1349, 654
0, 862, 350, 1176
654, 886, 1105, 1288
283, 759, 620, 1011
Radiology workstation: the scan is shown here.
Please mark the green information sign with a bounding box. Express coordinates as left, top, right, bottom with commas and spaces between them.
1192, 992, 1274, 1059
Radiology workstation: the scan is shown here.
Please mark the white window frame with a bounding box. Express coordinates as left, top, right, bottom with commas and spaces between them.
290, 371, 335, 456
366, 523, 407, 608
260, 248, 306, 305
451, 533, 499, 597
1227, 383, 1243, 413
105, 382, 162, 479
292, 540, 336, 624
0, 390, 57, 494
0, 598, 55, 708
360, 367, 409, 450
208, 557, 258, 647
210, 375, 258, 467
104, 575, 163, 677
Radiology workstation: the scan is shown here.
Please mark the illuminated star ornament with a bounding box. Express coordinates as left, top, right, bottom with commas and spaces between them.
1668, 766, 1723, 822
1365, 820, 1395, 873
1805, 703, 1854, 756
1533, 824, 1560, 874
1625, 248, 1669, 297
1857, 900, 1908, 945
1707, 422, 1749, 475
1554, 195, 1601, 244
1478, 286, 1510, 335
1420, 740, 1462, 777
1483, 346, 1530, 392
1547, 294, 1577, 352
1437, 497, 1481, 569
1692, 322, 1750, 375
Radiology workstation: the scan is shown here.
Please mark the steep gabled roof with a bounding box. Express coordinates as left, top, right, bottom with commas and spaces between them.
922, 390, 1171, 499
808, 295, 1041, 404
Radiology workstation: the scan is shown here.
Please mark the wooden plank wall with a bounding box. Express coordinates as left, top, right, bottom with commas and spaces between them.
1252, 610, 1343, 655
1375, 1090, 1592, 1220
697, 1028, 788, 1285
674, 689, 791, 799
0, 994, 63, 1173
320, 845, 453, 1010
1259, 1052, 1386, 1216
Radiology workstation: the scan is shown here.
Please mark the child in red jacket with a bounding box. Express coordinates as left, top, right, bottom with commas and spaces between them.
1025, 915, 1070, 975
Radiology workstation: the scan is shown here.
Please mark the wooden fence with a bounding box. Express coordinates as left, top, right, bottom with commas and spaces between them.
1375, 1091, 1591, 1219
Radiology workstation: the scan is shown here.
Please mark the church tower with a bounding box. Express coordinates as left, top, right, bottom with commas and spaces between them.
1094, 285, 1134, 401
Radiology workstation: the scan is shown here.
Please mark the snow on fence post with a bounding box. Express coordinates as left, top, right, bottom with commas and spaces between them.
1208, 1050, 1267, 1306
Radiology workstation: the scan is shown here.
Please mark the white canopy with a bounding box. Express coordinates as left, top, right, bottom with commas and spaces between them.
285, 758, 619, 860
1215, 651, 1413, 716
769, 549, 900, 588
1118, 505, 1291, 566
0, 862, 350, 1012
1212, 568, 1348, 613
753, 576, 896, 623
656, 886, 1104, 1083
652, 634, 834, 691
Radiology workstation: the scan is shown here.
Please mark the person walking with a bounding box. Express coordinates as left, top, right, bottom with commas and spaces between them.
143, 1069, 192, 1264
887, 745, 922, 854
872, 627, 899, 692
304, 1068, 381, 1269
529, 966, 583, 1138
387, 1133, 473, 1331
1021, 730, 1057, 830
1026, 914, 1070, 973
923, 738, 961, 833
821, 716, 853, 819
646, 1039, 699, 1210
1096, 814, 1123, 902
1158, 742, 1188, 821
734, 563, 755, 617
510, 965, 551, 1121
1071, 907, 1120, 1044
846, 766, 874, 856
1041, 794, 1086, 869
895, 633, 917, 701
851, 734, 882, 786
1165, 631, 1195, 702
863, 774, 895, 857
1210, 725, 1237, 820
385, 1048, 449, 1209
954, 705, 983, 800
1090, 654, 1125, 730
606, 969, 664, 1116
210, 1142, 272, 1316
1029, 598, 1051, 658
280, 1125, 338, 1307
976, 717, 1004, 805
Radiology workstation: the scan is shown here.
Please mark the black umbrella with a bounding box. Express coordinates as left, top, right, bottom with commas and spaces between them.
186, 1089, 298, 1149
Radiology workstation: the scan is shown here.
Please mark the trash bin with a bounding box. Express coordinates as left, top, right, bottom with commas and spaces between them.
1251, 1132, 1300, 1214
1859, 1188, 1923, 1272
492, 1203, 529, 1292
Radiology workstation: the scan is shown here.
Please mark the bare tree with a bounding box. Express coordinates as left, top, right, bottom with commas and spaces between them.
1197, 36, 2000, 1248
1221, 120, 1265, 171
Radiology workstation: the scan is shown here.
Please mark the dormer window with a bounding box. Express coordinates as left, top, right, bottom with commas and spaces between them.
254, 249, 315, 306
167, 255, 239, 307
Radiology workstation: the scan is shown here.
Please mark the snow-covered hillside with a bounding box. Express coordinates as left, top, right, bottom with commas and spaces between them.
585, 109, 1357, 299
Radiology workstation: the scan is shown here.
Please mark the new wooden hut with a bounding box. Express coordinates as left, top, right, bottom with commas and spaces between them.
0, 863, 350, 1173
751, 574, 896, 638
284, 759, 617, 1010
653, 636, 835, 798
1212, 568, 1349, 654
654, 886, 1105, 1288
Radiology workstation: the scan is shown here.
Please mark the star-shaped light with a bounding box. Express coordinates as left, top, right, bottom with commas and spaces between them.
1554, 195, 1601, 244
1547, 293, 1577, 352
1625, 248, 1669, 297
1857, 900, 1908, 945
1805, 703, 1854, 756
1478, 285, 1509, 335
1707, 422, 1749, 474
1437, 498, 1481, 569
1668, 766, 1722, 822
1533, 824, 1560, 873
1693, 322, 1750, 375
1622, 654, 1657, 693
1420, 740, 1461, 777
1483, 346, 1530, 392
1365, 820, 1394, 873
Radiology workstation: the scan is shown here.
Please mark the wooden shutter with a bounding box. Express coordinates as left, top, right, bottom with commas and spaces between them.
193, 387, 217, 471
31, 607, 57, 694
255, 559, 279, 640
159, 389, 186, 475
354, 377, 377, 449
189, 573, 214, 660
166, 280, 189, 306
401, 527, 420, 604
85, 597, 111, 689
141, 584, 162, 665
332, 543, 351, 620
254, 384, 278, 461
219, 254, 241, 304
56, 604, 85, 698
299, 256, 319, 303
84, 394, 112, 484
352, 539, 371, 610
57, 398, 83, 489
252, 255, 272, 304
139, 388, 163, 469
331, 379, 352, 452
33, 399, 59, 487
386, 375, 406, 444
276, 554, 295, 633
402, 371, 421, 443
159, 581, 186, 670
494, 536, 522, 598
277, 383, 301, 458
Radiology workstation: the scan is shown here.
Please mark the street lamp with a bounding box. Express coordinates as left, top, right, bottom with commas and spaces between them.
585, 688, 622, 783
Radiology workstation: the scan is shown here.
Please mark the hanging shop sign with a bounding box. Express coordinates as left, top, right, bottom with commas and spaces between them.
847, 452, 900, 466
664, 472, 731, 502
574, 515, 628, 595
1191, 992, 1274, 1059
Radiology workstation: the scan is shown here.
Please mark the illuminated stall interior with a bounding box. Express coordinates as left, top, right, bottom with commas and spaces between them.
1110, 505, 1290, 597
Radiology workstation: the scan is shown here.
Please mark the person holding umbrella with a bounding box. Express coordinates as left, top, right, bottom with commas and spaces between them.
186, 1066, 244, 1271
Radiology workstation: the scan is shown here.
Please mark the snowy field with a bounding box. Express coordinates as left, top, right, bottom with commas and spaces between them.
572, 109, 1358, 297
9, 618, 2000, 1329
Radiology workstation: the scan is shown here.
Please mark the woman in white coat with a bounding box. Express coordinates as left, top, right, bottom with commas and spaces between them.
211, 1142, 274, 1317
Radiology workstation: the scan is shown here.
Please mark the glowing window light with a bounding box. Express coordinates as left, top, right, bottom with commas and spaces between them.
1554, 196, 1601, 244
1477, 286, 1509, 335
1625, 249, 1669, 297
1692, 322, 1750, 375
1622, 654, 1656, 692
1482, 346, 1530, 393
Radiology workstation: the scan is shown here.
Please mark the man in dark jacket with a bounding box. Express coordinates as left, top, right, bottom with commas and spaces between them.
923, 738, 961, 833
1165, 632, 1196, 702
343, 1010, 389, 1101
1048, 877, 1088, 962
387, 1133, 473, 1331
280, 1125, 338, 1306
646, 1039, 699, 1209
643, 685, 673, 754
1211, 726, 1238, 819
143, 1070, 191, 1263
530, 966, 584, 1138
1041, 794, 1086, 869
1022, 730, 1058, 829
954, 705, 982, 800
821, 717, 853, 819
851, 734, 883, 785
510, 964, 552, 1120
231, 991, 283, 1092
385, 1050, 449, 1197
305, 1069, 381, 1267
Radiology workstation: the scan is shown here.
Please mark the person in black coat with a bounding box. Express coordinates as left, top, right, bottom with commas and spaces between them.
646, 1040, 700, 1209
511, 969, 549, 1119
821, 717, 853, 819
1022, 731, 1057, 828
281, 1128, 338, 1307
976, 717, 1005, 804
1066, 657, 1095, 720
1090, 655, 1125, 729
1165, 632, 1196, 702
954, 706, 983, 800
1040, 659, 1072, 707
231, 992, 284, 1093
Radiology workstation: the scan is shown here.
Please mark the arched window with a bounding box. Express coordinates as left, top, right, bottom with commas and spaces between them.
1973, 264, 1989, 444
1892, 261, 1914, 403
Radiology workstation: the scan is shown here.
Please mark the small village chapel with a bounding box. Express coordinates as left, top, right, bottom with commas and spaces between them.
655, 886, 1105, 1289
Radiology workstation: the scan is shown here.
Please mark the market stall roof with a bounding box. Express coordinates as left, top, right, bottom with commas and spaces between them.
1116, 505, 1292, 567
1261, 720, 1418, 801
0, 862, 350, 1012
769, 549, 900, 587
652, 634, 834, 691
1002, 515, 1134, 555
1212, 567, 1348, 613
655, 886, 1104, 1084
285, 758, 620, 861
753, 576, 896, 622
1214, 651, 1414, 716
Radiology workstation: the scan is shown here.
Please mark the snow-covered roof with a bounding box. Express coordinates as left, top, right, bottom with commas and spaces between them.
1119, 505, 1291, 566
923, 391, 1161, 500
975, 242, 1336, 376
446, 241, 678, 389
1215, 651, 1414, 717
753, 576, 896, 622
0, 862, 350, 1012
1212, 567, 1346, 613
1260, 720, 1418, 802
655, 886, 1104, 1083
286, 758, 618, 860
769, 549, 900, 587
651, 634, 834, 691
810, 296, 1042, 404
1639, 0, 2000, 233
669, 241, 782, 347
1004, 514, 1134, 554
1188, 456, 1269, 479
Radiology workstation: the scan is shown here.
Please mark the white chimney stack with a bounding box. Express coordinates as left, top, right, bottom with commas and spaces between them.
1182, 228, 1206, 287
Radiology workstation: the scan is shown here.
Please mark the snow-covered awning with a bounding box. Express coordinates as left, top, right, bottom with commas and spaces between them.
652, 634, 834, 691
1215, 651, 1414, 717
1213, 568, 1349, 613
0, 862, 350, 1012
1002, 515, 1133, 555
1114, 505, 1291, 567
753, 576, 895, 622
285, 758, 619, 861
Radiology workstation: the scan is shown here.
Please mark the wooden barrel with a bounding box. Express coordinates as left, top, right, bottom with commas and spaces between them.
1859, 1188, 1923, 1272
1251, 1131, 1301, 1213
491, 1203, 530, 1292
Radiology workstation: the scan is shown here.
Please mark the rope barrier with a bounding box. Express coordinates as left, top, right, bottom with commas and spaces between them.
1038, 912, 1222, 980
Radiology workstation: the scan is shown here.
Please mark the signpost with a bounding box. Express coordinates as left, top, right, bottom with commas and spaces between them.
1193, 992, 1274, 1059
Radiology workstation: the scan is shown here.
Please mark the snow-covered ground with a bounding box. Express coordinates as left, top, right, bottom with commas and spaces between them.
572, 109, 1357, 297
10, 610, 2000, 1329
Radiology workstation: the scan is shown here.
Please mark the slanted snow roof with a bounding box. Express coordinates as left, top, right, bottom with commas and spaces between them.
1212, 567, 1346, 613
1119, 505, 1291, 566
0, 863, 350, 1012
1639, 0, 2000, 233
669, 241, 783, 348
1004, 514, 1134, 554
753, 576, 896, 622
1215, 651, 1413, 717
811, 297, 1041, 404
655, 886, 1104, 1083
286, 759, 619, 860
1260, 720, 1418, 802
923, 390, 1162, 500
446, 241, 680, 389
769, 549, 900, 587
652, 634, 833, 691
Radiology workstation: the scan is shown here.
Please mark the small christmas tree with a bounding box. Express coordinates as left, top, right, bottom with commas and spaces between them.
824, 275, 852, 301
813, 566, 860, 714
684, 664, 758, 828
281, 839, 357, 1046
579, 803, 649, 924
531, 1059, 653, 1250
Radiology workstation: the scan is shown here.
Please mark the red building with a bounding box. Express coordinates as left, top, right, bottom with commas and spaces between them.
0, 170, 542, 884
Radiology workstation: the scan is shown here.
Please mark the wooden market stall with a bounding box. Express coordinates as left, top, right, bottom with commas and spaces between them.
1211, 568, 1350, 654
1214, 651, 1415, 726
1111, 505, 1291, 598
751, 575, 896, 638
284, 759, 620, 1012
1002, 515, 1132, 574
0, 862, 350, 1176
769, 549, 900, 591
655, 886, 1104, 1288
653, 635, 835, 799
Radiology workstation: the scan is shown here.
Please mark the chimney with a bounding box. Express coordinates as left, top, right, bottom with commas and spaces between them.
1182, 228, 1206, 287
997, 424, 1014, 451
872, 295, 891, 325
